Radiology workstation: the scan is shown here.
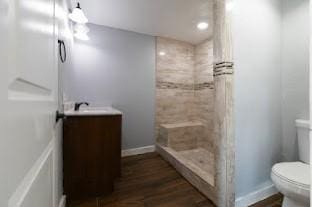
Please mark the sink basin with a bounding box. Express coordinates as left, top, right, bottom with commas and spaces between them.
80, 107, 109, 113
65, 107, 122, 116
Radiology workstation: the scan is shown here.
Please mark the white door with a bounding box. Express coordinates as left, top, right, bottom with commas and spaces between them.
0, 0, 60, 206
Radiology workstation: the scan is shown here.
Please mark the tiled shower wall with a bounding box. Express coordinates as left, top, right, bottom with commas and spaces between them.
195, 40, 214, 151
156, 37, 214, 152
156, 37, 196, 140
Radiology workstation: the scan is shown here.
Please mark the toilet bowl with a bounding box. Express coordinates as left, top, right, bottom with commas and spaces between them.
271, 162, 309, 206
271, 119, 310, 207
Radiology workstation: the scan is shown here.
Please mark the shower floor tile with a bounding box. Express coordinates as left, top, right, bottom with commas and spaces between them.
179, 148, 215, 177
158, 146, 215, 187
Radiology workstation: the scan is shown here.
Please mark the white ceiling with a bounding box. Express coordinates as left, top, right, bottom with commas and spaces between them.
71, 0, 214, 45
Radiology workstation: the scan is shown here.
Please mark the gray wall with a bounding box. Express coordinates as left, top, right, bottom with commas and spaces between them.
64, 24, 156, 150
281, 0, 310, 162
234, 0, 310, 200
233, 0, 283, 198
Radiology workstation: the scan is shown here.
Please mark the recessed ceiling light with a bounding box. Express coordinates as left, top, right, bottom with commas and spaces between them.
159, 51, 166, 56
197, 22, 209, 30
226, 1, 234, 11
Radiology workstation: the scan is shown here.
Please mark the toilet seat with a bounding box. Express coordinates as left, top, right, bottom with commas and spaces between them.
271, 162, 310, 206
272, 162, 310, 190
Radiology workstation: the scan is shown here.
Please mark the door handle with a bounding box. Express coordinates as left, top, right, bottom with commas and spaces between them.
56, 110, 66, 123
58, 40, 67, 63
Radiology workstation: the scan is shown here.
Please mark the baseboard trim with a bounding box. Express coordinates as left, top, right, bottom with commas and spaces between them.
59, 195, 66, 207
235, 183, 278, 207
122, 145, 155, 157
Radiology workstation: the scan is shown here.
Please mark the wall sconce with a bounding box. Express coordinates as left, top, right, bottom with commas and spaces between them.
74, 23, 90, 34
69, 3, 90, 41
69, 2, 88, 24
74, 23, 90, 41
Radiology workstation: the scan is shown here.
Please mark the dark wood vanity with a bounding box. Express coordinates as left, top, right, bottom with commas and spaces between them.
63, 114, 122, 201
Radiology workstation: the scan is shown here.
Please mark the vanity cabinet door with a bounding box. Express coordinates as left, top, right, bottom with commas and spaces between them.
63, 115, 122, 201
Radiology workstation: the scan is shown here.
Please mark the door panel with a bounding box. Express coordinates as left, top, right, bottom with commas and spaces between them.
21, 153, 54, 207
0, 0, 10, 206
8, 0, 55, 92
0, 0, 59, 206
8, 0, 56, 100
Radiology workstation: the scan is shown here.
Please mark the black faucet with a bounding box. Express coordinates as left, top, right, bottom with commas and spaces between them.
74, 102, 89, 111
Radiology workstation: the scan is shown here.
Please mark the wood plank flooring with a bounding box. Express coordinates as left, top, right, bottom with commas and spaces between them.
250, 194, 283, 207
67, 152, 282, 207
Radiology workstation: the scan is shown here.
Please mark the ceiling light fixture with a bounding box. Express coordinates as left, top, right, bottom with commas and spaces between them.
226, 1, 235, 11
197, 22, 209, 31
159, 51, 166, 56
69, 2, 88, 24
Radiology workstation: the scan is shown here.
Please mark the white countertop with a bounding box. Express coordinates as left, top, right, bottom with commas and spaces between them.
65, 107, 122, 116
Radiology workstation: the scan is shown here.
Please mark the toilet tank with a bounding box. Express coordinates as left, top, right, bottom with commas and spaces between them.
296, 119, 310, 164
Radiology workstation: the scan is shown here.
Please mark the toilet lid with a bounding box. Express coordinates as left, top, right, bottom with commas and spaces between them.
272, 162, 310, 189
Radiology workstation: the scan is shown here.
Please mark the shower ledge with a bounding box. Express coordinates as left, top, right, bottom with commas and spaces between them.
161, 121, 203, 129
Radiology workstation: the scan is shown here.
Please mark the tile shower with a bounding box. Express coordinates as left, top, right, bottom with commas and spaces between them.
155, 37, 217, 202
155, 1, 234, 206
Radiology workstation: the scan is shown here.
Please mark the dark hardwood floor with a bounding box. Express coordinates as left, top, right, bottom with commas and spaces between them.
250, 194, 283, 207
67, 152, 282, 207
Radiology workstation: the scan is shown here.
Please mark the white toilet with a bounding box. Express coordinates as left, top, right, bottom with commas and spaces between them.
271, 119, 310, 207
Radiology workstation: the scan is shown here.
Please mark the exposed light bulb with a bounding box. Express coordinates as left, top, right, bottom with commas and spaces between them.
74, 23, 90, 34
69, 3, 88, 24
197, 22, 209, 30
